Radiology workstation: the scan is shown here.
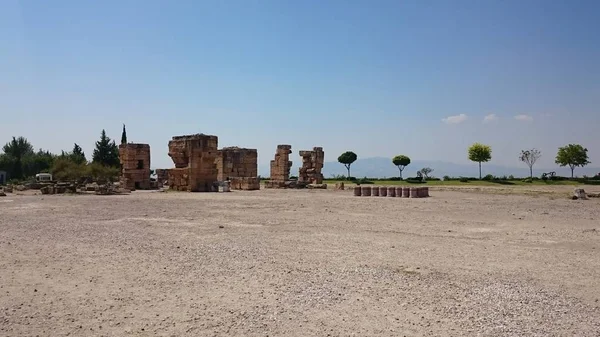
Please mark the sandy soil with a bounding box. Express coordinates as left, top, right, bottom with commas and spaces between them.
1, 188, 600, 336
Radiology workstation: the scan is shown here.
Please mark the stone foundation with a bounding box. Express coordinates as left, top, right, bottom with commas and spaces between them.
229, 177, 260, 190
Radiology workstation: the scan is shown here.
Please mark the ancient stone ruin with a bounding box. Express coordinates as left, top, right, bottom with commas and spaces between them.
298, 147, 324, 184
353, 186, 430, 198
155, 169, 168, 185
167, 134, 218, 192
215, 147, 260, 190
118, 143, 151, 190
265, 145, 292, 188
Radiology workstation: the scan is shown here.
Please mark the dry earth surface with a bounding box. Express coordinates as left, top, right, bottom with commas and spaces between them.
1, 187, 600, 336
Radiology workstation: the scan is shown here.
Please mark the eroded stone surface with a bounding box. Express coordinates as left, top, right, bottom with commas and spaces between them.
298, 147, 324, 184
119, 143, 151, 190
216, 147, 259, 190
265, 145, 292, 188
167, 134, 218, 192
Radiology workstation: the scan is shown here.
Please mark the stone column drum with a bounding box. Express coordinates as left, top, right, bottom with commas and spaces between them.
379, 186, 387, 197
361, 186, 372, 196
387, 186, 396, 197
410, 187, 419, 198
353, 186, 361, 196
402, 187, 410, 198
372, 186, 379, 196
395, 187, 402, 197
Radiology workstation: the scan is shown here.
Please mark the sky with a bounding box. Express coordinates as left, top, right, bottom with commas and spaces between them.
1, 0, 599, 173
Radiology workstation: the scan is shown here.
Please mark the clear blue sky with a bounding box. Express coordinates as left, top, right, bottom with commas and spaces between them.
2, 0, 599, 172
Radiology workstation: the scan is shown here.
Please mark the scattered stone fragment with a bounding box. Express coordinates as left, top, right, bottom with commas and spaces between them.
573, 188, 588, 200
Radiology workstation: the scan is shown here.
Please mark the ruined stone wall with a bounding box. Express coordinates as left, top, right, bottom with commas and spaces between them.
229, 177, 260, 190
216, 147, 258, 181
264, 145, 293, 188
215, 147, 259, 190
155, 169, 168, 185
167, 134, 218, 192
298, 147, 324, 184
269, 145, 292, 181
118, 143, 151, 190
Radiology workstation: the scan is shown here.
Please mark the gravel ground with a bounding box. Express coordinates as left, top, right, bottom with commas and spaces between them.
1, 188, 600, 336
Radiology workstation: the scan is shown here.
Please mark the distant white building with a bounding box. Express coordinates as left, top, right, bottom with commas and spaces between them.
35, 173, 52, 182
0, 171, 6, 185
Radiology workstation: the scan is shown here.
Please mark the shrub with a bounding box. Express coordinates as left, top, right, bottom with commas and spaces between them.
51, 157, 87, 182
355, 178, 374, 184
443, 175, 451, 181
522, 178, 533, 183
426, 177, 441, 181
459, 177, 469, 183
388, 177, 403, 181
405, 176, 423, 183
86, 163, 119, 184
482, 174, 495, 181
508, 175, 515, 180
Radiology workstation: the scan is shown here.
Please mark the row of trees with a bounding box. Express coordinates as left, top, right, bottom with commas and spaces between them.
468, 143, 590, 179
337, 143, 592, 180
338, 151, 415, 179
0, 126, 128, 182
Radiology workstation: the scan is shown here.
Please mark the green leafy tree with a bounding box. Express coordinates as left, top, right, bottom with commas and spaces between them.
555, 144, 590, 178
519, 149, 541, 179
71, 143, 87, 164
92, 130, 120, 167
0, 154, 16, 180
59, 143, 86, 165
392, 155, 411, 179
22, 149, 56, 177
121, 124, 127, 145
468, 143, 492, 179
1, 136, 35, 179
51, 157, 87, 182
338, 151, 357, 178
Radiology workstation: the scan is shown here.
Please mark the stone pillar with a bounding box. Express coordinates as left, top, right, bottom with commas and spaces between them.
379, 186, 387, 197
167, 134, 218, 192
372, 186, 380, 196
387, 187, 396, 197
361, 186, 372, 196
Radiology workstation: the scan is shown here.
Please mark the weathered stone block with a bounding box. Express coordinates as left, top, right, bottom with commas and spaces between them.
119, 143, 151, 190
167, 134, 218, 192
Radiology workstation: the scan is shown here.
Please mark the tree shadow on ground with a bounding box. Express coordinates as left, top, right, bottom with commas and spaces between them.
489, 180, 516, 185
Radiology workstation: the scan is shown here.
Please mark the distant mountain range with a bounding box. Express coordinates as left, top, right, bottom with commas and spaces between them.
259, 157, 600, 179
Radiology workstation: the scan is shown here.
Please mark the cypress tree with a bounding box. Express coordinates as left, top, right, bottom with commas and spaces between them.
121, 124, 127, 145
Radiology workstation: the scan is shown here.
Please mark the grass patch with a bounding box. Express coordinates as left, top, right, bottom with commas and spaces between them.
322, 179, 588, 186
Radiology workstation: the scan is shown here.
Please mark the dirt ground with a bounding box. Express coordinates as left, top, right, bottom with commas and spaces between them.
1, 187, 600, 336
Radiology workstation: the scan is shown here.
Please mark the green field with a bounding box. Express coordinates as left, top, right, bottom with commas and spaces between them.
321, 179, 598, 186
